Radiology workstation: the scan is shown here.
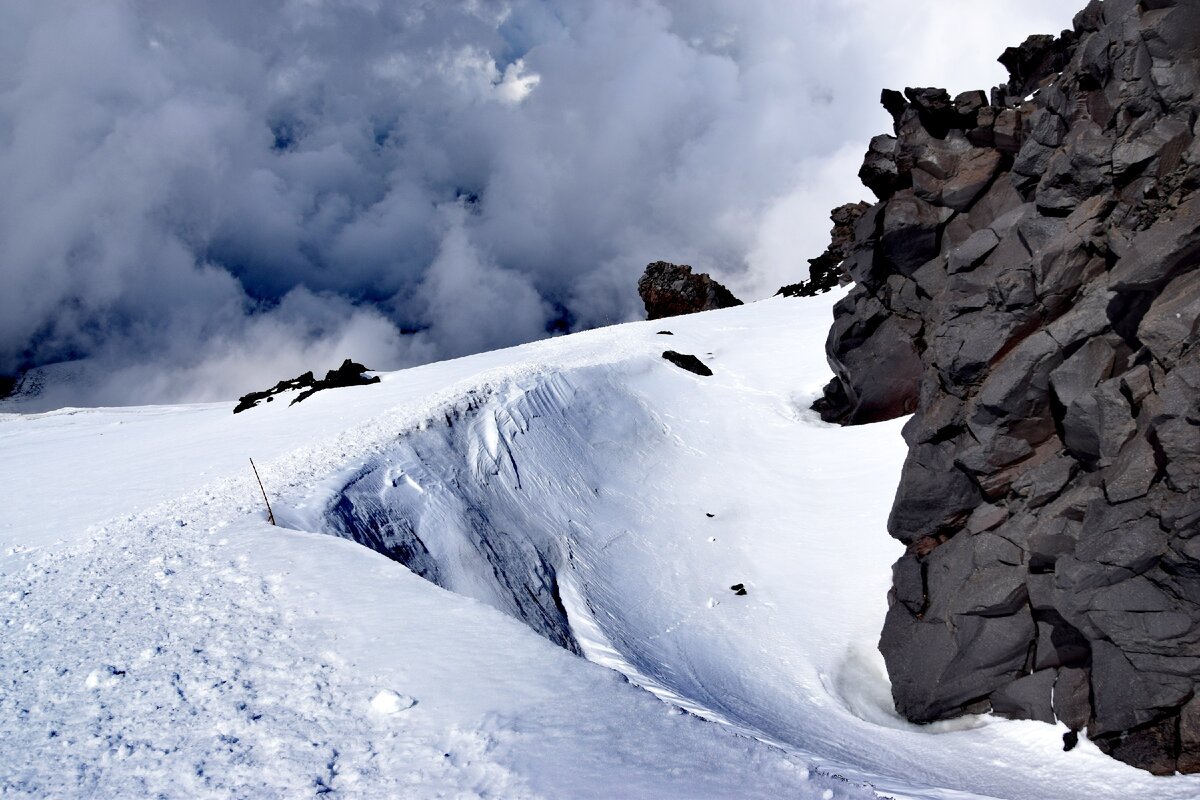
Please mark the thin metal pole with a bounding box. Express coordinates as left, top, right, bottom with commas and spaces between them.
249, 458, 276, 526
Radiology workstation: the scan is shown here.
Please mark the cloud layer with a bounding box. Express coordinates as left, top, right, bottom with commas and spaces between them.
0, 0, 1081, 407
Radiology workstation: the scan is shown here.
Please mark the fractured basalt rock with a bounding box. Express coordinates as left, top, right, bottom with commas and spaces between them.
638, 261, 743, 320
814, 0, 1200, 774
778, 202, 871, 297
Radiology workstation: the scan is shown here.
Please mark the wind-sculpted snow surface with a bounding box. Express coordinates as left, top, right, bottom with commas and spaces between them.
4, 298, 1200, 797
320, 371, 636, 655
814, 0, 1200, 775
287, 301, 1200, 799
0, 305, 865, 800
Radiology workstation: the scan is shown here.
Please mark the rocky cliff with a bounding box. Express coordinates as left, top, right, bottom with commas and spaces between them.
814, 0, 1200, 774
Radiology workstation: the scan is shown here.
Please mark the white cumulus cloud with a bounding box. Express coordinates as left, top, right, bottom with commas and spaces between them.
0, 0, 1082, 408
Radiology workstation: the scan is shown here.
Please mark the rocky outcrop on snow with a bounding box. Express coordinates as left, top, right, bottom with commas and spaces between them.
638, 261, 743, 320
814, 0, 1200, 774
234, 358, 380, 413
778, 202, 871, 297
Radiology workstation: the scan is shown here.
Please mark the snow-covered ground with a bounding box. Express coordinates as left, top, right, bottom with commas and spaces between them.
3, 293, 1199, 799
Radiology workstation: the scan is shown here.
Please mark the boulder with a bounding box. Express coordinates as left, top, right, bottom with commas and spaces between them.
638, 262, 742, 320
859, 135, 904, 200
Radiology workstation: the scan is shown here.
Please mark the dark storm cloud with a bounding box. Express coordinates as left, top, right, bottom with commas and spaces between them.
0, 0, 1081, 407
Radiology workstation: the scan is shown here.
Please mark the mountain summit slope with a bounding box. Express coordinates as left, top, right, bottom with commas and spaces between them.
4, 295, 1200, 797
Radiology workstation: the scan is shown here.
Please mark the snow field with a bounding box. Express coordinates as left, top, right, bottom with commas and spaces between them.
1, 299, 870, 798
3, 294, 1200, 798
0, 488, 865, 798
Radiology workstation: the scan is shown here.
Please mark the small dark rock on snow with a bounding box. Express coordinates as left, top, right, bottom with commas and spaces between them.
730, 583, 747, 596
661, 351, 713, 377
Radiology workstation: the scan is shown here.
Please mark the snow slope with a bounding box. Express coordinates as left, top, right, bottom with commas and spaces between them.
3, 293, 1199, 799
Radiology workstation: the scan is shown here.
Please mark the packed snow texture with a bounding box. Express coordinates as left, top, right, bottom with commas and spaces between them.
3, 293, 1199, 798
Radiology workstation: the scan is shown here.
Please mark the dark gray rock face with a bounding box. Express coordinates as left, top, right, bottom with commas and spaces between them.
638, 261, 743, 320
778, 202, 871, 297
815, 0, 1200, 774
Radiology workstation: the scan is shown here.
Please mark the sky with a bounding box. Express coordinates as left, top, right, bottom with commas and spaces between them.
0, 0, 1083, 408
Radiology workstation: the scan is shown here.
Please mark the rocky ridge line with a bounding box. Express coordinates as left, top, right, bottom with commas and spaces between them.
813, 0, 1199, 774
778, 202, 871, 297
234, 359, 380, 414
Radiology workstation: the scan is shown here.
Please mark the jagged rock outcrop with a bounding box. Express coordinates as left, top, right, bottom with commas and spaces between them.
638, 261, 743, 320
778, 202, 871, 297
234, 358, 380, 413
814, 0, 1200, 774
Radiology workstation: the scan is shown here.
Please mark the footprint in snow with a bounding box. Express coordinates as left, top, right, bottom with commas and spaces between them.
370, 689, 416, 715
